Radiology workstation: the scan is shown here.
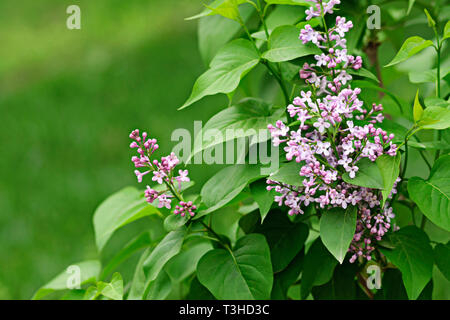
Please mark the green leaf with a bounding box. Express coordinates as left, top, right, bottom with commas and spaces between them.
378, 119, 408, 144
407, 0, 415, 15
375, 269, 408, 299
265, 0, 310, 5
164, 242, 213, 283
376, 154, 402, 207
101, 232, 152, 279
146, 270, 172, 300
408, 155, 450, 231
85, 273, 124, 300
197, 4, 255, 64
342, 157, 384, 189
187, 98, 283, 162
251, 30, 269, 41
143, 228, 187, 282
33, 260, 101, 300
300, 238, 338, 299
352, 80, 404, 115
434, 242, 450, 281
197, 164, 265, 218
262, 25, 321, 62
97, 273, 123, 300
186, 277, 215, 300
256, 211, 309, 272
186, 0, 225, 20
408, 140, 450, 150
238, 202, 259, 215
239, 210, 261, 234
164, 214, 189, 232
180, 39, 260, 109
83, 286, 99, 300
409, 66, 450, 83
423, 9, 436, 28
311, 262, 358, 300
296, 17, 321, 29
266, 5, 307, 30
409, 69, 436, 83
380, 226, 434, 300
250, 179, 275, 222
127, 248, 151, 300
425, 97, 450, 108
347, 68, 380, 83
206, 0, 242, 21
60, 290, 86, 300
186, 0, 248, 20
385, 36, 434, 67
418, 107, 450, 130
271, 249, 304, 299
413, 89, 424, 122
93, 187, 162, 252
444, 21, 450, 41
197, 234, 273, 299
319, 207, 357, 264
269, 161, 303, 186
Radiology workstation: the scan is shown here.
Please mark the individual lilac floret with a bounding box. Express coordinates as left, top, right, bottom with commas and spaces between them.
268, 0, 399, 263
130, 129, 195, 216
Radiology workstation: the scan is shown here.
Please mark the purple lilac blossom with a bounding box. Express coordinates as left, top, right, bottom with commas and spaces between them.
268, 0, 399, 263
129, 129, 196, 217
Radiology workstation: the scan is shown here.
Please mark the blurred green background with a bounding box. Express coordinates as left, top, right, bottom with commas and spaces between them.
0, 0, 229, 299
0, 0, 448, 299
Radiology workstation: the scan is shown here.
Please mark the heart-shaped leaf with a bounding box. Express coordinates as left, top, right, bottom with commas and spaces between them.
271, 249, 305, 299
408, 155, 450, 231
197, 234, 273, 299
380, 226, 433, 300
320, 206, 357, 264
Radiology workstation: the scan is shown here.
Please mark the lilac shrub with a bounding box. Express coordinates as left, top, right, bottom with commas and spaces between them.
34, 0, 450, 301
267, 0, 399, 263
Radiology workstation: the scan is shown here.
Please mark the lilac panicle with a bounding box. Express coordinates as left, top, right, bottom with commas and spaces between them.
268, 0, 399, 263
129, 129, 196, 217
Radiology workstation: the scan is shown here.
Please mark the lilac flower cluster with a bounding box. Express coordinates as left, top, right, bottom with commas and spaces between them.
129, 129, 196, 217
267, 0, 399, 262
